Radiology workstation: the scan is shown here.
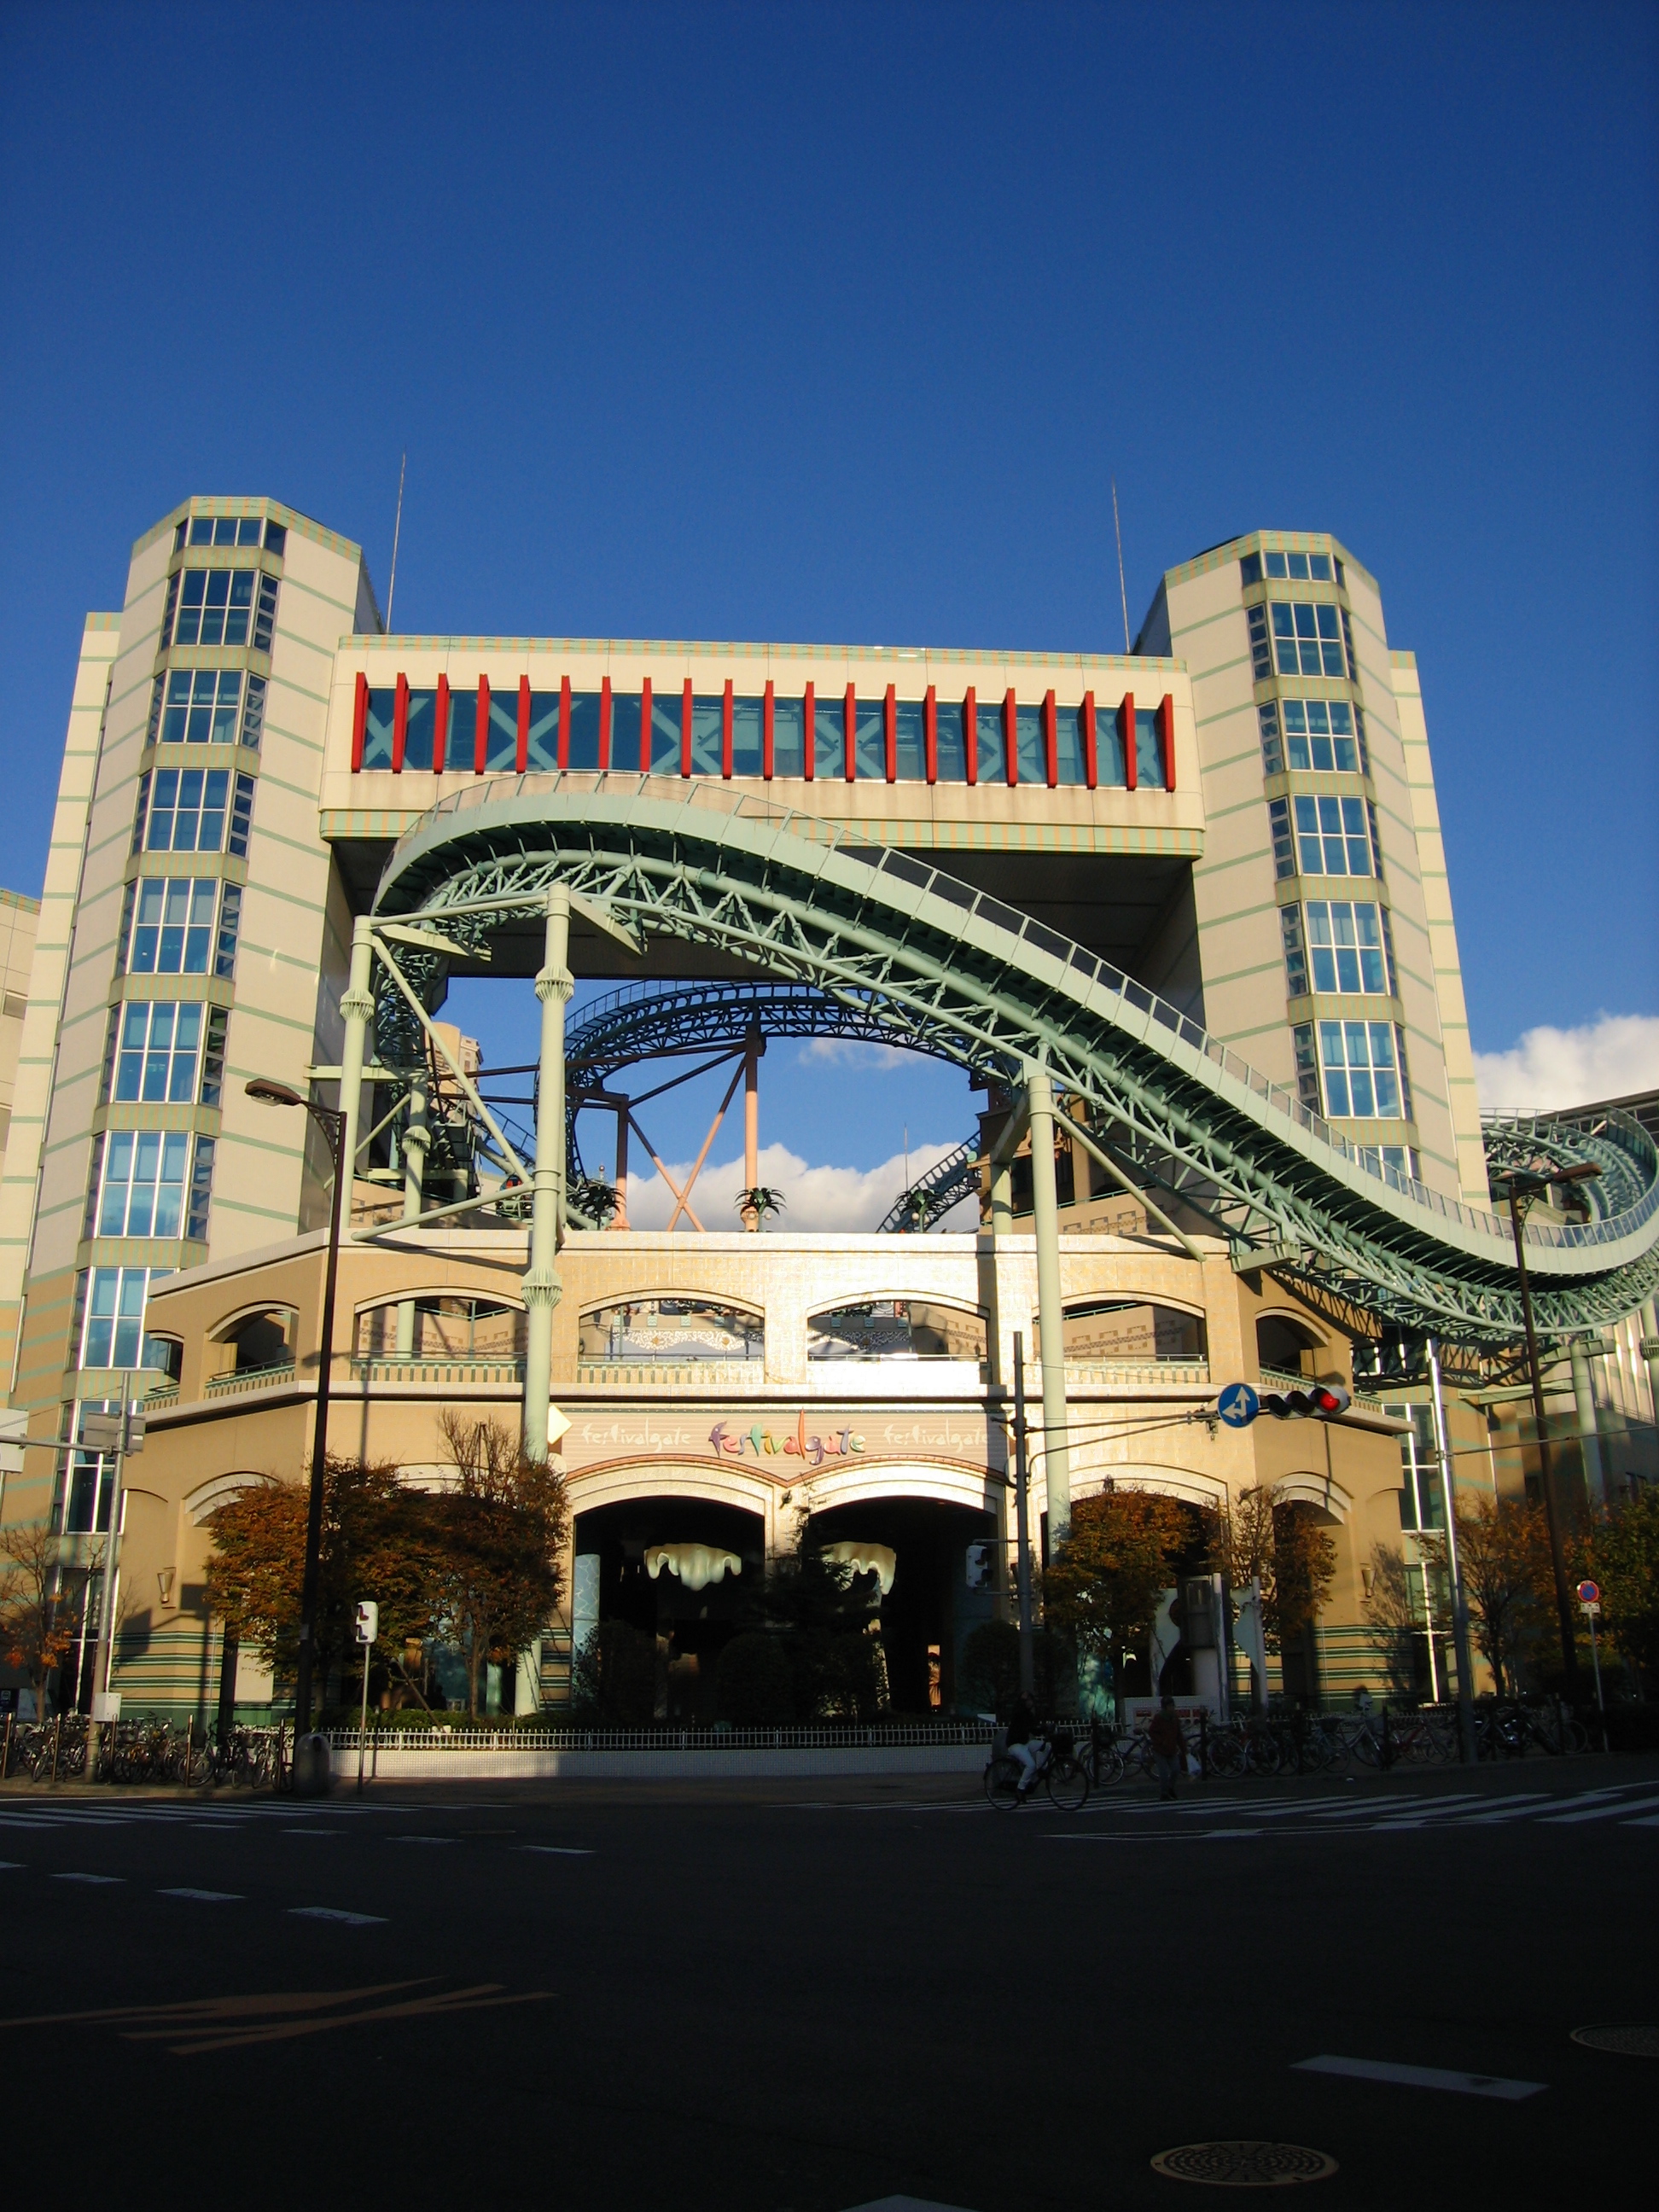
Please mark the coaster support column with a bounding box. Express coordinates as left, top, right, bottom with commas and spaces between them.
522, 887, 571, 1460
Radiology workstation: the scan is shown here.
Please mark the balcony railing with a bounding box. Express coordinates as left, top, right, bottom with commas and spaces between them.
203, 1361, 297, 1397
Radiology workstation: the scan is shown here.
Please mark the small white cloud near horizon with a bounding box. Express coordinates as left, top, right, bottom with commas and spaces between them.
795, 1038, 911, 1070
1473, 1011, 1659, 1114
620, 1137, 974, 1232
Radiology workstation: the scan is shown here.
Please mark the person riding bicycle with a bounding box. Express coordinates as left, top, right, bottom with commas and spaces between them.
1006, 1692, 1044, 1797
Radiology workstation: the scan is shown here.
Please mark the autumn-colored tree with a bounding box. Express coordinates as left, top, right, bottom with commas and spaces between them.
1044, 1489, 1192, 1692
433, 1412, 568, 1718
1581, 1486, 1659, 1687
1361, 1542, 1447, 1698
1427, 1493, 1551, 1697
0, 1521, 76, 1718
206, 1458, 443, 1708
1208, 1484, 1336, 1655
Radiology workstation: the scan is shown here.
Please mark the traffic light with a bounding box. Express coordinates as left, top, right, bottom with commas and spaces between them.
1260, 1384, 1351, 1420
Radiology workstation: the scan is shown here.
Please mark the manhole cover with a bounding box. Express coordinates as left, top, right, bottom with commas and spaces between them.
1151, 2142, 1337, 2187
1572, 2023, 1659, 2058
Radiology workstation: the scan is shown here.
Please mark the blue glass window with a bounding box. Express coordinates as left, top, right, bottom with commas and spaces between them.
1056, 706, 1086, 786
1134, 709, 1165, 788
854, 696, 885, 780
485, 689, 518, 771
157, 668, 243, 746
772, 695, 804, 777
568, 692, 602, 770
526, 692, 561, 771
363, 691, 394, 771
1283, 698, 1359, 773
125, 877, 218, 975
1280, 905, 1308, 997
1247, 602, 1272, 680
974, 696, 1005, 783
97, 1129, 189, 1238
1268, 798, 1296, 877
1096, 705, 1126, 787
894, 699, 925, 782
1016, 706, 1045, 785
445, 687, 477, 767
1265, 551, 1333, 581
112, 1001, 205, 1104
1259, 701, 1284, 776
80, 1266, 165, 1371
145, 768, 230, 853
731, 696, 763, 777
1292, 794, 1372, 876
935, 698, 967, 783
649, 690, 684, 772
612, 691, 643, 769
1239, 551, 1263, 586
1318, 1020, 1402, 1120
690, 696, 723, 777
187, 518, 262, 549
172, 567, 256, 648
1306, 900, 1390, 994
813, 695, 844, 780
1272, 601, 1346, 678
403, 690, 435, 771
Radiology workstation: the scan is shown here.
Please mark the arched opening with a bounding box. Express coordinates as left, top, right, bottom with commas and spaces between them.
1055, 1299, 1207, 1365
210, 1306, 297, 1379
354, 1295, 525, 1359
570, 1495, 766, 1721
578, 1297, 763, 1365
804, 1495, 997, 1714
1256, 1310, 1325, 1379
806, 1299, 986, 1364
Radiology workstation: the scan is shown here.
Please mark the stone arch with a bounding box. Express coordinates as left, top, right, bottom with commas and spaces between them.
183, 1469, 282, 1528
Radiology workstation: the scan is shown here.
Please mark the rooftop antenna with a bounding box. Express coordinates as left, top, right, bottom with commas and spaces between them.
1111, 476, 1132, 654
385, 451, 407, 633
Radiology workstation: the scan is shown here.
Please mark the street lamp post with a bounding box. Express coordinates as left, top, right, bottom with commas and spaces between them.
1491, 1160, 1600, 1693
246, 1080, 347, 1760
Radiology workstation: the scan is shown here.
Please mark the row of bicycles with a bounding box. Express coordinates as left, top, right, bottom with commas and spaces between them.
0, 1713, 287, 1789
984, 1701, 1598, 1809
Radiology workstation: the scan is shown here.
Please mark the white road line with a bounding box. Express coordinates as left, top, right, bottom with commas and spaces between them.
1622, 1814, 1659, 1828
1200, 1828, 1268, 1839
1540, 1793, 1659, 1824
1217, 1796, 1388, 1819
157, 1888, 243, 1901
1441, 1795, 1556, 1825
387, 1835, 457, 1844
1294, 2052, 1545, 2099
521, 1845, 595, 1856
0, 1860, 21, 1870
50, 1871, 124, 1884
283, 1828, 343, 1836
288, 1906, 386, 1924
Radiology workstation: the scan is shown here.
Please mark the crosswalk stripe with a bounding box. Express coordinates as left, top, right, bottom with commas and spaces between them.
1294, 2052, 1545, 2099
1540, 1793, 1659, 1824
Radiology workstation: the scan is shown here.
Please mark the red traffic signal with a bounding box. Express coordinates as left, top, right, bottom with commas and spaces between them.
1260, 1385, 1351, 1420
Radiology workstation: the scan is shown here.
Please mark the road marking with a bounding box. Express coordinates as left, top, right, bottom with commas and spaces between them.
157, 1888, 243, 1901
283, 1828, 342, 1836
1294, 2052, 1545, 2099
1621, 1814, 1659, 1828
51, 1871, 124, 1884
1540, 1792, 1659, 1824
1441, 1794, 1555, 1824
520, 1845, 595, 1856
387, 1835, 457, 1845
288, 1906, 387, 1925
0, 1860, 21, 1870
1200, 1828, 1268, 1839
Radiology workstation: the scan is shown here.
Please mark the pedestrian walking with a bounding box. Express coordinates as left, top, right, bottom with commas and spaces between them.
1148, 1695, 1185, 1802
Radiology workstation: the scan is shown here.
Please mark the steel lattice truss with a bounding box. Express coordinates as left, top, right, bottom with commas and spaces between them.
370, 781, 1659, 1347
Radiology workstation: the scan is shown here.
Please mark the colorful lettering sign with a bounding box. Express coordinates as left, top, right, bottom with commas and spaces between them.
708, 1414, 866, 1467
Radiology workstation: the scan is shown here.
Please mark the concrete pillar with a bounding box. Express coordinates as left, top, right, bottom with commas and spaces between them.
1640, 1297, 1659, 1435
1569, 1336, 1606, 1508
613, 1101, 630, 1229
394, 1071, 430, 1357
521, 888, 571, 1461
337, 917, 376, 1217
1027, 1067, 1070, 1545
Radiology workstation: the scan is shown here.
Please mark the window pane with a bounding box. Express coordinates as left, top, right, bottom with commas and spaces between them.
1097, 704, 1126, 786
974, 698, 1004, 783
690, 695, 723, 776
526, 692, 560, 771
935, 697, 966, 783
486, 692, 518, 771
650, 690, 684, 772
1056, 704, 1086, 786
855, 696, 885, 780
362, 691, 395, 771
812, 696, 844, 779
1134, 709, 1164, 788
568, 691, 603, 770
1015, 705, 1044, 784
771, 695, 804, 777
731, 696, 763, 777
894, 698, 925, 782
612, 691, 643, 770
446, 687, 477, 765
403, 690, 435, 771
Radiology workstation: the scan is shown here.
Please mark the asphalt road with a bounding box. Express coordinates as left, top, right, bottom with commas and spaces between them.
3, 1755, 1656, 2209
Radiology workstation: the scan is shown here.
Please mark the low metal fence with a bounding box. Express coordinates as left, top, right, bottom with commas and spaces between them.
321, 1719, 999, 1754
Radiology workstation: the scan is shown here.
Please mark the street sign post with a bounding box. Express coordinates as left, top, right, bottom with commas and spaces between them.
1216, 1382, 1260, 1429
1577, 1582, 1604, 1713
355, 1600, 378, 1794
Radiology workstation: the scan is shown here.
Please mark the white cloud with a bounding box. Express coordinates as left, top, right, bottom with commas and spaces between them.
621, 1137, 975, 1233
1473, 1012, 1659, 1114
795, 1038, 911, 1069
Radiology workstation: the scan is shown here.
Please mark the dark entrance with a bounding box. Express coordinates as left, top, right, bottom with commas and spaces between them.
806, 1497, 994, 1716
573, 1497, 765, 1722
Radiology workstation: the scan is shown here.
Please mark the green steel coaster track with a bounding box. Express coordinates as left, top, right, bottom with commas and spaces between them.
369, 773, 1659, 1347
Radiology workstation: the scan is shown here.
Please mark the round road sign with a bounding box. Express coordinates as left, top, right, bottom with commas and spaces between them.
1217, 1382, 1260, 1429
1578, 1580, 1601, 1604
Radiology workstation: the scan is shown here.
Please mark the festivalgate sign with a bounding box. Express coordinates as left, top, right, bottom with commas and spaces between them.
708, 1414, 866, 1467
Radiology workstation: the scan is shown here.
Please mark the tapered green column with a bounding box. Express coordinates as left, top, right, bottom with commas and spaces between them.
1027, 1066, 1070, 1545
337, 917, 376, 1217
394, 1071, 429, 1356
521, 888, 571, 1460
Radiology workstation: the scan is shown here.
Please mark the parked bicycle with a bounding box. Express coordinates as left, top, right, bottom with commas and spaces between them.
985, 1726, 1091, 1810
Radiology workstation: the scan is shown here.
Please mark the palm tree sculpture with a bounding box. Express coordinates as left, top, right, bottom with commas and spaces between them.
736, 1185, 786, 1231
573, 1178, 620, 1228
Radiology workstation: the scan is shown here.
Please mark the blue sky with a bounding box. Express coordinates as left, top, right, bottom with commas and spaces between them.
3, 2, 1655, 1193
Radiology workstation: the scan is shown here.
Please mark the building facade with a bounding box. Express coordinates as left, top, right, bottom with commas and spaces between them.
3, 496, 1650, 1725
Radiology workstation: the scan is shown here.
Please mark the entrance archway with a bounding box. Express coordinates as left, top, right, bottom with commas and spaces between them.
805, 1495, 996, 1715
572, 1495, 765, 1721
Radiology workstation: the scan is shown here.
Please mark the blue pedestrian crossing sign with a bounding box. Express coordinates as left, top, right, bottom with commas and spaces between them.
1216, 1382, 1260, 1429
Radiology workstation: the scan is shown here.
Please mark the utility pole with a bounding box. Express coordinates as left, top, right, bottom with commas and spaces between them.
1428, 1339, 1478, 1766
1010, 1331, 1035, 1700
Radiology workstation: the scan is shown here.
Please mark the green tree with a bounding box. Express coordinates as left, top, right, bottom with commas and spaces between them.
1043, 1488, 1191, 1693
433, 1412, 569, 1718
758, 1540, 886, 1718
1583, 1486, 1659, 1688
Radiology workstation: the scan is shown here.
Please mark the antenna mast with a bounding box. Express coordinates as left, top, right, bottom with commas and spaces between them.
1112, 476, 1131, 654
385, 451, 407, 632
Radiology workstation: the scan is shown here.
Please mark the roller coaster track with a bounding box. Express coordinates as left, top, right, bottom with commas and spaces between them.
370, 773, 1659, 1346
